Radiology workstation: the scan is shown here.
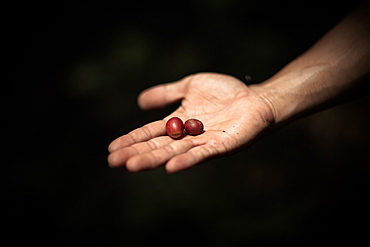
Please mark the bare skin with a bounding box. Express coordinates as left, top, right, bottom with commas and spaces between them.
108, 73, 274, 173
108, 3, 370, 173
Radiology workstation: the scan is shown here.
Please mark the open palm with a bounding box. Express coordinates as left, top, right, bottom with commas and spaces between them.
108, 73, 274, 173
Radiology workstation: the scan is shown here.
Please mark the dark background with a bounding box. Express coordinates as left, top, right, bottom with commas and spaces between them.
4, 0, 369, 246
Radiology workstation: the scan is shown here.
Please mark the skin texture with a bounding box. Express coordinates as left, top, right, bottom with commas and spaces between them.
108, 73, 274, 173
252, 3, 370, 125
108, 3, 370, 173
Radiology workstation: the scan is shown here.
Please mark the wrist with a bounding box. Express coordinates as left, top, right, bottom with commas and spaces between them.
250, 63, 334, 125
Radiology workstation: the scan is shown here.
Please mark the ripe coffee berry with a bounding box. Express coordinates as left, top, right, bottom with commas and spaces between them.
166, 117, 184, 139
184, 119, 204, 136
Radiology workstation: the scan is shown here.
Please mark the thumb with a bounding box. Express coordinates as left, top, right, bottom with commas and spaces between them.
137, 76, 191, 110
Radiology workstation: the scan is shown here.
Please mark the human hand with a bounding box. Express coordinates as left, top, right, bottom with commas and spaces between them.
108, 73, 274, 173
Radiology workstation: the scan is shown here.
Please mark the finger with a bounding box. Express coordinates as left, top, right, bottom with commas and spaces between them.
137, 75, 193, 110
165, 144, 218, 173
108, 136, 173, 167
108, 146, 139, 168
108, 120, 166, 152
125, 139, 194, 172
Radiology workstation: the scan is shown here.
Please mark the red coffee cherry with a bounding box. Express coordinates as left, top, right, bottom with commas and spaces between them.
184, 118, 204, 136
166, 117, 184, 139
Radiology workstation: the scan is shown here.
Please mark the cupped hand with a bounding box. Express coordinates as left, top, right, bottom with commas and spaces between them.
108, 72, 275, 173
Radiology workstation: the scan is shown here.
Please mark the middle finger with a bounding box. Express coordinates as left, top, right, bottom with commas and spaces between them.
126, 138, 195, 172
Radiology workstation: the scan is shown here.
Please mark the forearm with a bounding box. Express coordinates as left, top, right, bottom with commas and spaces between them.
251, 2, 370, 125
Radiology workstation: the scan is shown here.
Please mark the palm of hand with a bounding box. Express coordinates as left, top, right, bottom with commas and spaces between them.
108, 73, 274, 173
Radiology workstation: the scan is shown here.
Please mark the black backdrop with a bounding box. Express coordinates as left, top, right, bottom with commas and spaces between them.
4, 1, 369, 246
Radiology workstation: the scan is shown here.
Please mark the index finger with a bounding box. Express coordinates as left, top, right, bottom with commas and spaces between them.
108, 120, 166, 152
